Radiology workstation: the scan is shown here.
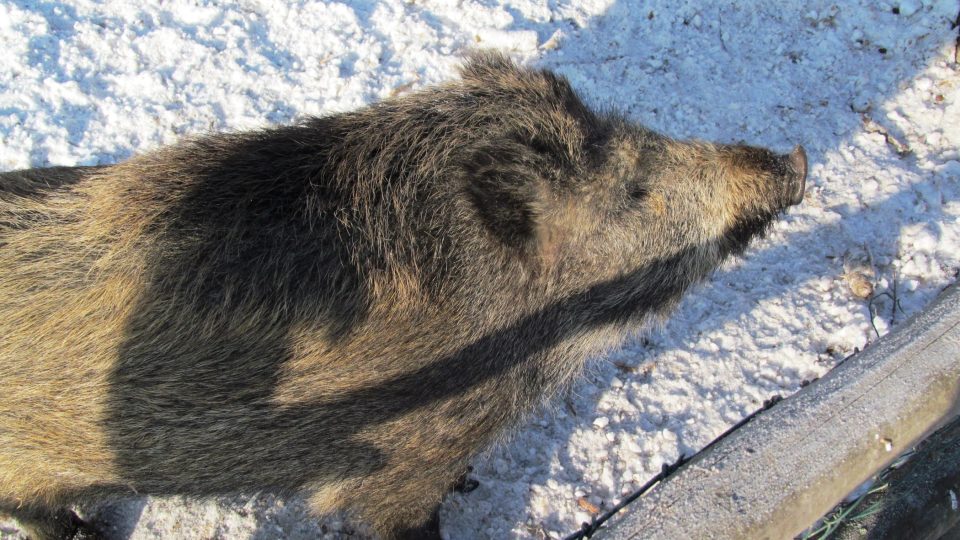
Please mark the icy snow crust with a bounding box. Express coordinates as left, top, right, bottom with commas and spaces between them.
1, 1, 958, 538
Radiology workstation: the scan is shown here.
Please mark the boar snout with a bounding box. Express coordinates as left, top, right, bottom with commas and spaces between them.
785, 145, 807, 207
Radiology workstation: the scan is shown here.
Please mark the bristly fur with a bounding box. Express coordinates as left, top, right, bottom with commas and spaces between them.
0, 51, 802, 539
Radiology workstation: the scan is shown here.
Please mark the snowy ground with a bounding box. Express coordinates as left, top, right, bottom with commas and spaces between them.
1, 1, 959, 539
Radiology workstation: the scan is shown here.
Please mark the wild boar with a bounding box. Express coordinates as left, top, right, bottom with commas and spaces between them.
0, 51, 806, 539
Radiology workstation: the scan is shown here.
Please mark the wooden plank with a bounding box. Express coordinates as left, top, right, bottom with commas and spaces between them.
596, 282, 960, 540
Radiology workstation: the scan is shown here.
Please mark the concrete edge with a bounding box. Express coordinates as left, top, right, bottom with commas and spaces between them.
595, 281, 960, 540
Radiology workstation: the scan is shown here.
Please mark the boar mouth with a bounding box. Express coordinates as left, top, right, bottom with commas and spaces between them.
783, 145, 807, 207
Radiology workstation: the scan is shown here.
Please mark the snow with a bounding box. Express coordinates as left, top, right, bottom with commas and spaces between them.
1, 1, 959, 539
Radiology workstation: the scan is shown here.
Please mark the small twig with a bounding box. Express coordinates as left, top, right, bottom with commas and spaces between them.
717, 8, 728, 52
890, 267, 899, 325
953, 7, 960, 63
861, 115, 911, 156
891, 241, 907, 325
863, 243, 876, 274
866, 243, 907, 338
317, 52, 337, 66
868, 292, 890, 338
867, 289, 904, 338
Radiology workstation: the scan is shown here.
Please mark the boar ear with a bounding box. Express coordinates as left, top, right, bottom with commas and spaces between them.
464, 151, 543, 252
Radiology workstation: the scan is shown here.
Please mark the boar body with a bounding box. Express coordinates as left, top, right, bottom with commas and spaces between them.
0, 52, 805, 539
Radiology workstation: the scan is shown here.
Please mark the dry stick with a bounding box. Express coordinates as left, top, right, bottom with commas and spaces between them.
890, 266, 899, 325
868, 292, 891, 339
864, 242, 904, 337
864, 244, 883, 339
891, 241, 905, 325
864, 243, 876, 279
861, 115, 911, 156
868, 283, 905, 339
717, 8, 728, 53
954, 7, 960, 64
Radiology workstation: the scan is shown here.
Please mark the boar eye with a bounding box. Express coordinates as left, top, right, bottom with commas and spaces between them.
626, 183, 648, 203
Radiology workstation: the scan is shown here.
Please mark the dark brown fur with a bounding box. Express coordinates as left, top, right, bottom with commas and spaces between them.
0, 52, 805, 539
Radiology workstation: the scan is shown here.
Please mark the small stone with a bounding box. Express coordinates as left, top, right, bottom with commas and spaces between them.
593, 416, 610, 429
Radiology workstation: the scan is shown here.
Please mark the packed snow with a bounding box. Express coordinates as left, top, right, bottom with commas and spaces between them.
1, 0, 959, 538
